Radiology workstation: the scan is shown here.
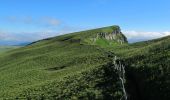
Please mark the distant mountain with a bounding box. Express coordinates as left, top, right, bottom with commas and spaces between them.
0, 25, 169, 100
0, 40, 30, 46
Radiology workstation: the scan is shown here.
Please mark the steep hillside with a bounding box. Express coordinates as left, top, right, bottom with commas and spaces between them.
0, 46, 20, 54
109, 35, 170, 100
0, 26, 127, 99
0, 25, 169, 100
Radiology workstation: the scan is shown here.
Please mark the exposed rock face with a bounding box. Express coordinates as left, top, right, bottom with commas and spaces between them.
96, 26, 127, 44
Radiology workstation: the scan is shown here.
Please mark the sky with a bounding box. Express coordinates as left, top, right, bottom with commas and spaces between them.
0, 0, 170, 45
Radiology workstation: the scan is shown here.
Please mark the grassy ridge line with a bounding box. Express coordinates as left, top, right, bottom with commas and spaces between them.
105, 35, 170, 58
28, 25, 127, 46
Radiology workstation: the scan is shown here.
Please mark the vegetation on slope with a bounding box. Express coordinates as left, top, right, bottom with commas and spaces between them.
0, 46, 20, 54
108, 36, 170, 100
0, 25, 169, 100
0, 26, 127, 99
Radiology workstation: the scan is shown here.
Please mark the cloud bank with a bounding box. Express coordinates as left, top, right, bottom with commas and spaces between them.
0, 16, 85, 45
123, 31, 170, 43
0, 26, 84, 45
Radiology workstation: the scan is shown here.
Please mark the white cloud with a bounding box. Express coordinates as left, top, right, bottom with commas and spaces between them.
0, 16, 85, 45
163, 32, 170, 36
0, 31, 14, 41
4, 16, 61, 27
42, 17, 60, 26
123, 30, 170, 42
0, 22, 85, 45
0, 31, 55, 42
0, 28, 77, 43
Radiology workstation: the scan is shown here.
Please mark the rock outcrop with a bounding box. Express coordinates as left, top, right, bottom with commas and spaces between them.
96, 26, 127, 44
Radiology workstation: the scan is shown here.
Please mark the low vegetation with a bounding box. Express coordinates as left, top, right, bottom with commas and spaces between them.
0, 46, 20, 54
0, 26, 169, 100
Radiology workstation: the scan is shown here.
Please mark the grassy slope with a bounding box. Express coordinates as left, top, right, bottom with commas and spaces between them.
108, 36, 170, 100
0, 46, 20, 54
0, 26, 126, 99
0, 25, 169, 99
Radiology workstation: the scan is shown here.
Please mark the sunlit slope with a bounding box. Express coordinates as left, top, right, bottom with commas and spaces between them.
0, 26, 126, 99
0, 46, 20, 54
1, 25, 169, 99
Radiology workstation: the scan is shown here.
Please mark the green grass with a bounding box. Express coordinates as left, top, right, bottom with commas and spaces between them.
0, 25, 169, 99
0, 46, 20, 54
108, 35, 170, 100
0, 26, 126, 99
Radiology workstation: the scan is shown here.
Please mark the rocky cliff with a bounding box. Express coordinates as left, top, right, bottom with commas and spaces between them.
92, 26, 128, 44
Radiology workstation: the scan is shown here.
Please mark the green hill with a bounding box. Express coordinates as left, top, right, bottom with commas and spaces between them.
109, 35, 170, 100
0, 46, 20, 54
0, 25, 169, 100
0, 26, 127, 99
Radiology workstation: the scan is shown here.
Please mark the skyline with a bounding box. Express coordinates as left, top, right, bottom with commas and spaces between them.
0, 0, 170, 45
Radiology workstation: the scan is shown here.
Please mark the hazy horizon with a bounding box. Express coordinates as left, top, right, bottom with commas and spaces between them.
0, 0, 170, 45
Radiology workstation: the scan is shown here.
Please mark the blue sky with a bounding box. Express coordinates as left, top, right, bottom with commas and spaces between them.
0, 0, 170, 45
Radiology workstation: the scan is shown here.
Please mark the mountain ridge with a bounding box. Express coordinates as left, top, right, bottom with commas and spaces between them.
0, 25, 169, 100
